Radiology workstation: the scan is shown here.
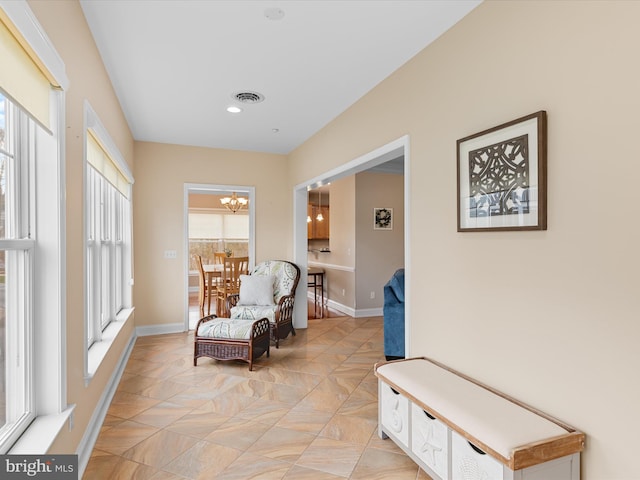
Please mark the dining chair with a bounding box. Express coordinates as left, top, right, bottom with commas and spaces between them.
216, 256, 249, 316
195, 254, 216, 317
213, 251, 226, 265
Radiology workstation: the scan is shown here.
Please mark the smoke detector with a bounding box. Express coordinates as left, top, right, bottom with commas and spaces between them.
232, 91, 265, 104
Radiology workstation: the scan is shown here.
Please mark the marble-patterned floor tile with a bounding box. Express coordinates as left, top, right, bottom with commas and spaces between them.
97, 457, 159, 480
117, 373, 158, 394
122, 429, 199, 468
214, 452, 291, 480
350, 447, 420, 479
101, 413, 127, 428
250, 367, 323, 390
235, 397, 292, 425
165, 410, 229, 438
205, 416, 272, 450
311, 352, 349, 366
129, 401, 195, 428
319, 413, 378, 445
295, 437, 364, 478
136, 379, 192, 400
148, 471, 190, 480
194, 392, 257, 416
296, 388, 348, 414
247, 426, 316, 462
162, 440, 242, 479
93, 420, 160, 455
275, 406, 333, 435
366, 433, 409, 455
279, 358, 337, 376
313, 376, 362, 397
336, 396, 378, 419
282, 465, 346, 480
107, 391, 162, 419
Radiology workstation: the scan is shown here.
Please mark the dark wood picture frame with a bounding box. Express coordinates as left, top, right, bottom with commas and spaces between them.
457, 111, 547, 232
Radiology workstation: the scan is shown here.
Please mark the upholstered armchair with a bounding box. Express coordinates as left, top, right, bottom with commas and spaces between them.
227, 260, 301, 348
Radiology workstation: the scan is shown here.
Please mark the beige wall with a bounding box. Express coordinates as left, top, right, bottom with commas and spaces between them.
288, 1, 640, 477
133, 142, 288, 327
27, 0, 136, 453
355, 172, 404, 309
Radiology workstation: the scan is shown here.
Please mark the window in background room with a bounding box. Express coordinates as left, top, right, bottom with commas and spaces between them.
188, 208, 249, 270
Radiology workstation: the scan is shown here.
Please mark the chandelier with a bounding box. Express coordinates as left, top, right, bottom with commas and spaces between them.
220, 192, 248, 213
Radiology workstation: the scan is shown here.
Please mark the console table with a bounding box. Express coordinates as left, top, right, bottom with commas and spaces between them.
375, 357, 585, 480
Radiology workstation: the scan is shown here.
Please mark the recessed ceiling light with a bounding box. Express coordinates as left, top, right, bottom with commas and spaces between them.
272, 128, 279, 133
226, 106, 242, 113
264, 8, 285, 21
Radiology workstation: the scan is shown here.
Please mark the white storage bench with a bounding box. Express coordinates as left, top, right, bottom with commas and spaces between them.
375, 357, 585, 480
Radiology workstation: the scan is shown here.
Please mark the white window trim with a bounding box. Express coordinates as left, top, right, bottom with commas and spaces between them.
83, 101, 134, 385
0, 0, 71, 454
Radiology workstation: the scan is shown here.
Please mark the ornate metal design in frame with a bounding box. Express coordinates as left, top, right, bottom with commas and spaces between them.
457, 111, 547, 232
374, 207, 393, 230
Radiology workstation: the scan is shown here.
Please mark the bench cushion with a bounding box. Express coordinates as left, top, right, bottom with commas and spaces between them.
376, 358, 569, 462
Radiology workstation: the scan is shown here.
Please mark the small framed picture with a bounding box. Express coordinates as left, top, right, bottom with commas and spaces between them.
374, 207, 393, 230
457, 111, 547, 231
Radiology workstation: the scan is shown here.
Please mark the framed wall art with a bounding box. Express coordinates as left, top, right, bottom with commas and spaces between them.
374, 207, 393, 230
457, 111, 547, 232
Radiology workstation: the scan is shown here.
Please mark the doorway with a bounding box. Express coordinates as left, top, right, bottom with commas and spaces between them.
293, 135, 410, 356
183, 183, 255, 330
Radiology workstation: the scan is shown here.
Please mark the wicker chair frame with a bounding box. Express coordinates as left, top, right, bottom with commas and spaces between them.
193, 314, 270, 371
226, 260, 301, 348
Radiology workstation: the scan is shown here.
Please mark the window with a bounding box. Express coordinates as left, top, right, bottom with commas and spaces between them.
0, 0, 69, 454
85, 105, 133, 359
0, 92, 36, 451
188, 209, 249, 269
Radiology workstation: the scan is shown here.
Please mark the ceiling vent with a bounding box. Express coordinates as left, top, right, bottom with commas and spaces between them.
232, 91, 265, 104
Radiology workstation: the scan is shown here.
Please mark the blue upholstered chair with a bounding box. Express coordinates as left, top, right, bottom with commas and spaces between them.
383, 268, 405, 360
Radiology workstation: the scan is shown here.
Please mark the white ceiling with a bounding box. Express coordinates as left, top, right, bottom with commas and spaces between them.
80, 0, 481, 155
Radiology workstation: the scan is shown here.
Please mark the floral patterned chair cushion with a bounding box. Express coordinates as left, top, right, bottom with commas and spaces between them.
230, 260, 299, 322
196, 317, 256, 340
228, 260, 300, 348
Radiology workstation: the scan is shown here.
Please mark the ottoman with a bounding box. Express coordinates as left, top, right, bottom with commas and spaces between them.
193, 314, 270, 371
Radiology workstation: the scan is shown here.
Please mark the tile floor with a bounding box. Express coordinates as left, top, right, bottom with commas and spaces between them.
83, 314, 431, 479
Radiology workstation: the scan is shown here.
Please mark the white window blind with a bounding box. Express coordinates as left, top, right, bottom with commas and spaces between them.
0, 9, 58, 129
87, 132, 130, 198
189, 212, 249, 239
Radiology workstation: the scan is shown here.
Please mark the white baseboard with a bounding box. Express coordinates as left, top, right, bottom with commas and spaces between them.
136, 322, 185, 336
325, 298, 354, 317
77, 331, 137, 477
318, 296, 383, 318
354, 307, 383, 318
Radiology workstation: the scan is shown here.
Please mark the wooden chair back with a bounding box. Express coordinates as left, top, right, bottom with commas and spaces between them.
216, 256, 248, 315
194, 255, 210, 317
213, 252, 226, 264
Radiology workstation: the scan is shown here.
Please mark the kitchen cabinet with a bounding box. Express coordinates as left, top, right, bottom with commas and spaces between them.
307, 204, 330, 239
